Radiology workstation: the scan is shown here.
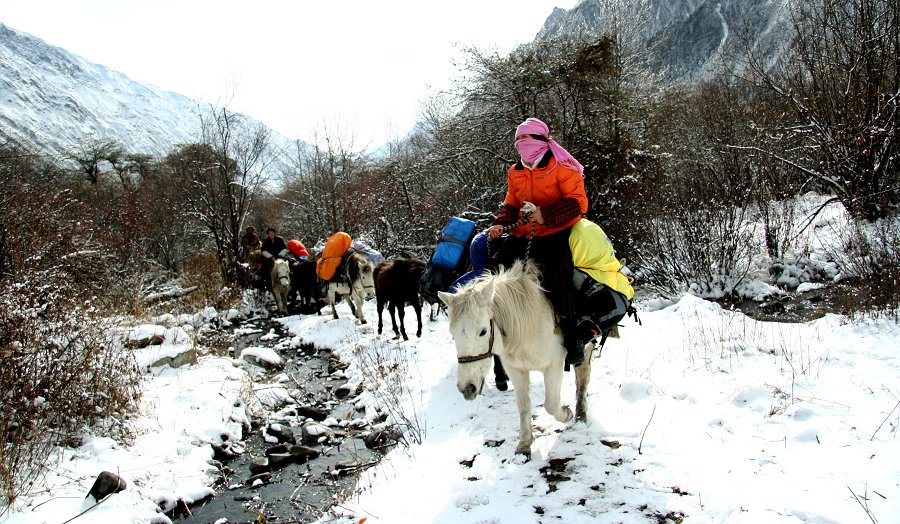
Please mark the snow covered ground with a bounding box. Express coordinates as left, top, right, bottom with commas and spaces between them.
2, 196, 899, 524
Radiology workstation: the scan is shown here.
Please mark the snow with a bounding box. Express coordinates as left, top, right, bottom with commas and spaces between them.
2, 195, 898, 524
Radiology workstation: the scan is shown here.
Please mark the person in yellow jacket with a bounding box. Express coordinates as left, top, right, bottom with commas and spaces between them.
569, 218, 634, 342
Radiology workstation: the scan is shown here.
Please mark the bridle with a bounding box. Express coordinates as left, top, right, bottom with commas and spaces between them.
457, 319, 497, 364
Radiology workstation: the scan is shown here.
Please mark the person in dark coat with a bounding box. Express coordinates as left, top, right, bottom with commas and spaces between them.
260, 228, 289, 263
240, 225, 262, 263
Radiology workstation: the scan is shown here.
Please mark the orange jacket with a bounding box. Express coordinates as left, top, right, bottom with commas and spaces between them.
502, 157, 588, 237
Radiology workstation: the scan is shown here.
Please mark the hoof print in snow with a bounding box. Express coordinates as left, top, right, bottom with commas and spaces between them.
459, 456, 476, 468
483, 439, 504, 448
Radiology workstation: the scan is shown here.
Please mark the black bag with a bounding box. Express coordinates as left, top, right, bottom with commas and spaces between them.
419, 264, 455, 305
572, 269, 630, 336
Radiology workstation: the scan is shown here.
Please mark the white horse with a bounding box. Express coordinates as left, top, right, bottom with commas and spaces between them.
438, 260, 595, 458
325, 251, 376, 323
271, 258, 291, 315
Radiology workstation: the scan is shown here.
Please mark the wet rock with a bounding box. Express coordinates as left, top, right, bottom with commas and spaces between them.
267, 452, 294, 469
296, 405, 328, 421
266, 422, 296, 444
248, 456, 269, 474
301, 420, 335, 445
363, 426, 403, 450
245, 472, 272, 487
289, 444, 321, 462
334, 383, 360, 399
83, 471, 127, 509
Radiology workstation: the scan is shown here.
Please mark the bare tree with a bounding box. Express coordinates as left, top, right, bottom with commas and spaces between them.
751, 0, 900, 220
280, 122, 369, 246
66, 137, 123, 185
167, 106, 272, 283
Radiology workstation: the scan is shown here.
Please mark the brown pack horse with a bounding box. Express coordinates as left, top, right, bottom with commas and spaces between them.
374, 258, 427, 340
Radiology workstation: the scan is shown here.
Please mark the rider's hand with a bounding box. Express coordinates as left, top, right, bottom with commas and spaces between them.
487, 225, 504, 240
522, 201, 544, 225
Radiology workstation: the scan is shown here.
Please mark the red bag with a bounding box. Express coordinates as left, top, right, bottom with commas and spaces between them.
287, 239, 310, 258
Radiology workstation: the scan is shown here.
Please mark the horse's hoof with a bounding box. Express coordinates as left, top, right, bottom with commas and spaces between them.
514, 446, 532, 461
559, 406, 574, 423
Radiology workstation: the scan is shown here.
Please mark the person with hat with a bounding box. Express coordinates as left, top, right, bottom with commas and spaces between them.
485, 117, 589, 368
240, 225, 262, 263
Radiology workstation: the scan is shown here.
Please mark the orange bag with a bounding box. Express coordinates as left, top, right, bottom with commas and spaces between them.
316, 232, 352, 281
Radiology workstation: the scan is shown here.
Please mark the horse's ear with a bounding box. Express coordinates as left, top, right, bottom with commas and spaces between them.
437, 291, 454, 308
480, 279, 495, 303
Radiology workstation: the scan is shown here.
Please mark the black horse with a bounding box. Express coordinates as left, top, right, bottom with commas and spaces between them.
374, 258, 427, 340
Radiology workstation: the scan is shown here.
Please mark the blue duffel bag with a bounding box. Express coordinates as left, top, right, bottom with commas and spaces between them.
431, 216, 476, 271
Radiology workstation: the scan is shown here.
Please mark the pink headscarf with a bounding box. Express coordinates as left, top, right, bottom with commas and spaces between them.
515, 117, 584, 174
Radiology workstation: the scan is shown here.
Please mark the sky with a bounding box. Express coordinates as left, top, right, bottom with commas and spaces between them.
0, 0, 580, 148
3, 193, 899, 524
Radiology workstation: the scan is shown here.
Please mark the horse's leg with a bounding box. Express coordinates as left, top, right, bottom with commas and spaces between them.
396, 302, 408, 341
328, 286, 339, 320
575, 342, 595, 422
507, 367, 534, 458
413, 300, 422, 338
351, 285, 366, 324
386, 302, 400, 339
542, 355, 574, 424
376, 297, 385, 335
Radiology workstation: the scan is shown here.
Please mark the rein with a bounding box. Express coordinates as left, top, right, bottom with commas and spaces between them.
457, 319, 496, 364
488, 212, 537, 262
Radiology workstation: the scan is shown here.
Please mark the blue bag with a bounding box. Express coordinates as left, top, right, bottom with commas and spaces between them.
431, 217, 476, 270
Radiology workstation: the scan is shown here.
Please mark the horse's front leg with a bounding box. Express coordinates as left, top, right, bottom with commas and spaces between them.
327, 287, 339, 320
507, 367, 534, 458
575, 342, 595, 422
352, 286, 366, 324
542, 356, 573, 424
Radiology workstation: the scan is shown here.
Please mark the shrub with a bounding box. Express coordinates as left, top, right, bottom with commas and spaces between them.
0, 283, 140, 514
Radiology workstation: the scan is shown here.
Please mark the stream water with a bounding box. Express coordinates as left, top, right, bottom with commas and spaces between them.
171, 315, 383, 524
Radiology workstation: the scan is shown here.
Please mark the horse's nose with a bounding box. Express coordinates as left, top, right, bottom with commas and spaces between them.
460, 383, 477, 400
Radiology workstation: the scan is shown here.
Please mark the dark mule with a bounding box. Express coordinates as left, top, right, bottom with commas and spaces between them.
374, 258, 427, 340
290, 258, 324, 314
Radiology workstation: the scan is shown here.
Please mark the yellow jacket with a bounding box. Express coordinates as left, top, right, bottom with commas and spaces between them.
569, 218, 634, 300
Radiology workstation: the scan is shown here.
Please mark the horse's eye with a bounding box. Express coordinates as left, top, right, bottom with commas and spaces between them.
479, 328, 487, 337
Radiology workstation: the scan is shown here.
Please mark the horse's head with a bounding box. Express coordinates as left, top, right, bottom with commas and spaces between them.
352, 254, 376, 300
272, 258, 291, 288
439, 279, 500, 401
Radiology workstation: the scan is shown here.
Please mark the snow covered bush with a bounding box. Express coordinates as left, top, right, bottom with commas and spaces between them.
831, 218, 900, 316
0, 283, 141, 514
0, 161, 141, 514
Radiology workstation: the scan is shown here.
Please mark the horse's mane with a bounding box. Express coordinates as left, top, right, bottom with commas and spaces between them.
450, 260, 550, 353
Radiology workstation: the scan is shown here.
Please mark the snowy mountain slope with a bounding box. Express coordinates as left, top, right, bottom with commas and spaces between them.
536, 0, 792, 82
0, 23, 296, 161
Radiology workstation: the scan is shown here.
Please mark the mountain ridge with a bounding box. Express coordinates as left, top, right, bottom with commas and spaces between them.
0, 22, 295, 162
